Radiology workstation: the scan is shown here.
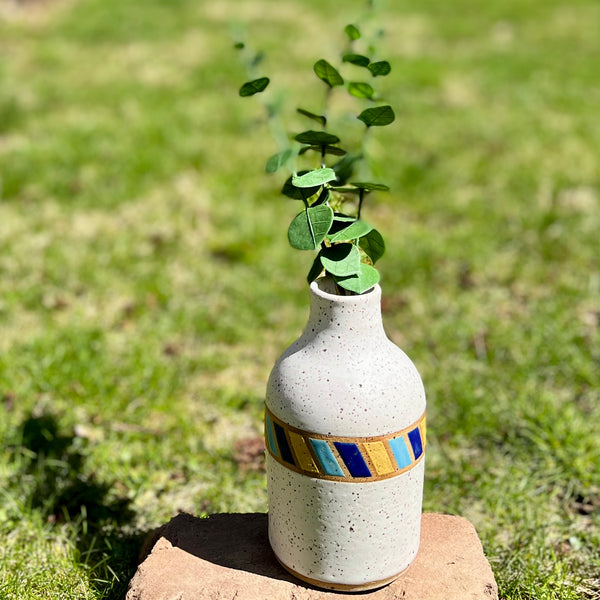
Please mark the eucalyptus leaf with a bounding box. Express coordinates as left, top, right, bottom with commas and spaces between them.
327, 218, 351, 237
288, 204, 334, 250
350, 181, 390, 192
299, 145, 347, 156
251, 51, 265, 68
297, 108, 327, 127
294, 130, 340, 145
357, 105, 395, 127
332, 153, 362, 185
330, 186, 361, 195
311, 188, 331, 208
328, 220, 373, 242
334, 263, 380, 294
368, 61, 391, 77
348, 82, 375, 100
320, 244, 361, 277
359, 229, 385, 263
292, 168, 336, 188
281, 171, 320, 200
307, 253, 325, 283
314, 59, 344, 87
239, 77, 270, 97
342, 54, 370, 67
333, 213, 356, 222
265, 149, 294, 173
344, 24, 361, 40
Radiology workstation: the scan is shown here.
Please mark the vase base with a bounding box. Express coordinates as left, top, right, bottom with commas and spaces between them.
276, 557, 409, 592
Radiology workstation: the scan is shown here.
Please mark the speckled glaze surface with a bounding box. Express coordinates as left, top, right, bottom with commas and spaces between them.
265, 278, 426, 590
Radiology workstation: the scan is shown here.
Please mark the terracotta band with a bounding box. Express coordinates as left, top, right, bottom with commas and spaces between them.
264, 407, 426, 483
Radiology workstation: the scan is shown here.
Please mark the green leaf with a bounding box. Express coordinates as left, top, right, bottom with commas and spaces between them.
342, 54, 370, 67
281, 171, 321, 200
294, 130, 340, 145
348, 82, 375, 99
350, 181, 390, 192
334, 263, 380, 294
332, 153, 362, 185
359, 229, 385, 263
328, 220, 373, 242
265, 149, 294, 173
307, 253, 325, 283
320, 244, 361, 277
251, 51, 265, 68
330, 186, 361, 195
314, 59, 344, 87
344, 24, 361, 40
299, 145, 347, 157
297, 108, 327, 127
288, 204, 334, 250
292, 168, 336, 188
234, 42, 245, 50
327, 218, 352, 238
357, 105, 395, 127
239, 77, 270, 97
333, 213, 356, 222
368, 61, 391, 77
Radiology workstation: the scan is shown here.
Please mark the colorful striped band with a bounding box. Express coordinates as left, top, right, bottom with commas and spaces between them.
264, 407, 426, 482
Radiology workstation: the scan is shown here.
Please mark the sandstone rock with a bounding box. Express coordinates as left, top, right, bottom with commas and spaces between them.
126, 512, 498, 600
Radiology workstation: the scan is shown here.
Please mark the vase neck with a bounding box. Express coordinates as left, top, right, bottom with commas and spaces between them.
305, 278, 386, 339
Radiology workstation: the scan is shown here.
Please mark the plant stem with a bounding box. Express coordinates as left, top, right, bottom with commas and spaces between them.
357, 189, 365, 220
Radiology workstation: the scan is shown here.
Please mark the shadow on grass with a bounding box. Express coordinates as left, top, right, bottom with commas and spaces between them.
16, 412, 142, 599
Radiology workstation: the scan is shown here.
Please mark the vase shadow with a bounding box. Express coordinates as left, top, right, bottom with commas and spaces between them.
146, 512, 304, 585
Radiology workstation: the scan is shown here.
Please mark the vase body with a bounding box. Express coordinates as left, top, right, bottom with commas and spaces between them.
265, 278, 426, 591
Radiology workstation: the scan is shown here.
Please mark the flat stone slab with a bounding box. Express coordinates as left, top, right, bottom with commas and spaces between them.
126, 512, 498, 600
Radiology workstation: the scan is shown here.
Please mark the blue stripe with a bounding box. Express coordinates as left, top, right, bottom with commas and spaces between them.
265, 414, 278, 457
273, 422, 295, 466
310, 439, 344, 477
408, 428, 423, 460
333, 442, 371, 478
389, 436, 412, 469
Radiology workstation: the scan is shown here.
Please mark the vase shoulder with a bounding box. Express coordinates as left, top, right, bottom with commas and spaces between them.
265, 281, 425, 437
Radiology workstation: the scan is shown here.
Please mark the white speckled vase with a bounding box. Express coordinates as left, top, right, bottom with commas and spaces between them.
265, 277, 426, 591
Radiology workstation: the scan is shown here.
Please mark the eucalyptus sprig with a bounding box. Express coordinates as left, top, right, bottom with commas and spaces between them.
238, 21, 394, 295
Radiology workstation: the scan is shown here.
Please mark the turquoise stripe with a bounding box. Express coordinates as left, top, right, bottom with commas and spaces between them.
265, 414, 279, 457
310, 439, 345, 477
389, 436, 412, 469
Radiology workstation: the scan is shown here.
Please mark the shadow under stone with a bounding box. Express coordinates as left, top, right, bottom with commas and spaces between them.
144, 512, 301, 585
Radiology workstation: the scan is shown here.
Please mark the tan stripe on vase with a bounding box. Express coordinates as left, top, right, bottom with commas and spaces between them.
288, 431, 320, 474
363, 441, 396, 475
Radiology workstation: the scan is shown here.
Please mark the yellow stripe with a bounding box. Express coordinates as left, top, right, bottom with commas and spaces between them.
288, 431, 319, 474
421, 416, 427, 446
363, 441, 395, 475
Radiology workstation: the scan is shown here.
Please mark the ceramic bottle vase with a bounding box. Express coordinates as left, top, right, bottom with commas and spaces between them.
264, 277, 426, 591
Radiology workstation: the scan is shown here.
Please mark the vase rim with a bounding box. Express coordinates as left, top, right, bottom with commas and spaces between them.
310, 277, 381, 303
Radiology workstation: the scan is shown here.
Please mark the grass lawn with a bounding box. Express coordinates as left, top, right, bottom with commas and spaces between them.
1, 0, 598, 598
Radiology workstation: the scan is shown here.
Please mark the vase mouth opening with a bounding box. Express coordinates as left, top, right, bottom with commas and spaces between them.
310, 277, 380, 303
